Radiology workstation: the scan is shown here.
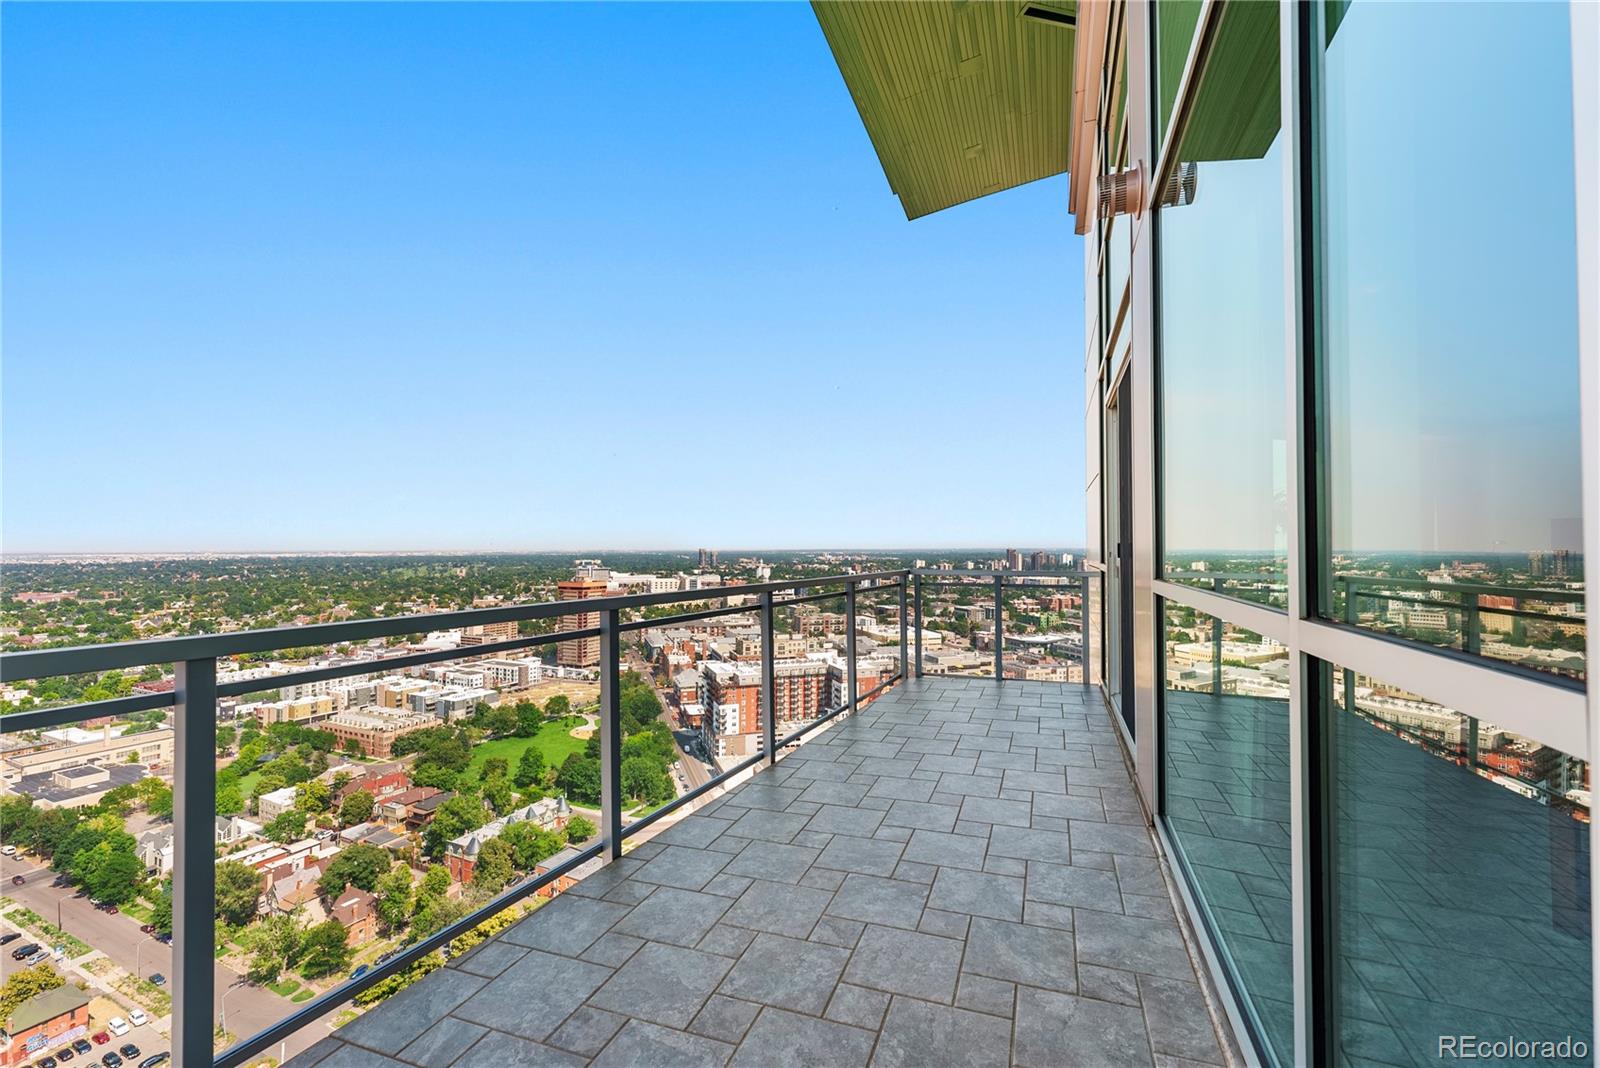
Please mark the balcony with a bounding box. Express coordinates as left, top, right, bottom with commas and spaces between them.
286, 675, 1229, 1068
2, 568, 1159, 1068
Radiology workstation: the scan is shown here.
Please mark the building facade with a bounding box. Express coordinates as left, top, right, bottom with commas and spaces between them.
556, 578, 609, 668
814, 1, 1598, 1063
1071, 3, 1598, 1065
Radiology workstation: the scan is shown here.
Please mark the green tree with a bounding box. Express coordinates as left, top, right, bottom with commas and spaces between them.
514, 700, 542, 737
500, 822, 565, 869
481, 757, 510, 781
0, 963, 64, 1023
296, 780, 331, 815
339, 790, 375, 828
318, 843, 391, 900
621, 756, 673, 805
374, 864, 413, 933
555, 754, 602, 805
513, 746, 545, 789
481, 706, 518, 736
481, 774, 515, 817
543, 695, 571, 720
82, 848, 144, 905
215, 861, 263, 926
135, 778, 174, 820
342, 737, 364, 756
424, 795, 490, 856
471, 838, 514, 894
151, 878, 173, 937
264, 810, 307, 844
298, 921, 352, 979
564, 815, 596, 844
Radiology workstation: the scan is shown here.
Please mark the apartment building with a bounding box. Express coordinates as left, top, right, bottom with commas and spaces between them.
0, 724, 173, 784
556, 578, 609, 668
809, 2, 1600, 1059
325, 708, 437, 758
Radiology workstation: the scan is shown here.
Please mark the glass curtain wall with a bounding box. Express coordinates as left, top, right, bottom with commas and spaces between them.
1133, 1, 1593, 1065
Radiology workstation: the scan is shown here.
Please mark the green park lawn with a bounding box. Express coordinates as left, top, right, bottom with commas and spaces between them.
464, 717, 588, 780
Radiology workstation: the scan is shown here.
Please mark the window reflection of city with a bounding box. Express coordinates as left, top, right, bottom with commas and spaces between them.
1163, 611, 1590, 1065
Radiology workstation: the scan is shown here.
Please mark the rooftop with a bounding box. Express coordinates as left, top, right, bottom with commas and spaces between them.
286, 677, 1230, 1067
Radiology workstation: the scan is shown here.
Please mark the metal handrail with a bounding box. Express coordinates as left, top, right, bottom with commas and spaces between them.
0, 563, 1100, 1066
0, 569, 916, 1067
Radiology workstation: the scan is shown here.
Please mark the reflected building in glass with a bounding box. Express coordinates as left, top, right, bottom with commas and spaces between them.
1075, 1, 1595, 1064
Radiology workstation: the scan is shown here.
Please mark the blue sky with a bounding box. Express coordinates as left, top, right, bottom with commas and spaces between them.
1, 2, 1085, 554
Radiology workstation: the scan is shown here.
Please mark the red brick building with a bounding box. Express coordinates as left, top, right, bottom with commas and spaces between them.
1, 985, 92, 1067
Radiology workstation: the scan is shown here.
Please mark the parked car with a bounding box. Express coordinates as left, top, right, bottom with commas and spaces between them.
73, 1040, 93, 1055
107, 1017, 130, 1037
53, 945, 66, 960
1, 844, 15, 855
137, 1056, 170, 1068
100, 1054, 122, 1068
139, 924, 156, 934
118, 1046, 140, 1060
10, 942, 40, 960
349, 964, 369, 980
36, 1057, 57, 1068
90, 1032, 110, 1045
24, 950, 48, 966
57, 1046, 76, 1061
154, 934, 171, 945
0, 932, 20, 946
103, 906, 118, 915
10, 874, 24, 886
147, 973, 165, 986
127, 1010, 148, 1027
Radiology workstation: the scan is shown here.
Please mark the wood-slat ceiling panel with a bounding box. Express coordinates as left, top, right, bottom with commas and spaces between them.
814, 1, 1076, 220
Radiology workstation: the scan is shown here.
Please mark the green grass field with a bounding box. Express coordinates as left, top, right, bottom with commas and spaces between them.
463, 717, 589, 780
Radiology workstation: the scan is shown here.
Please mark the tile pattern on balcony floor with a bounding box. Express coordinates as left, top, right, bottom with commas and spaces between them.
285, 677, 1228, 1068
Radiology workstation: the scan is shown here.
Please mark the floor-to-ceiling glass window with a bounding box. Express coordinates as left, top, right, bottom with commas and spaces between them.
1321, 661, 1591, 1063
1155, 5, 1290, 1058
1138, 0, 1593, 1064
1314, 0, 1585, 680
1162, 600, 1293, 1062
1157, 0, 1286, 608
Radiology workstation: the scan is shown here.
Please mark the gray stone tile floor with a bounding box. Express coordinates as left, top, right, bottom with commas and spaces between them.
287, 678, 1229, 1067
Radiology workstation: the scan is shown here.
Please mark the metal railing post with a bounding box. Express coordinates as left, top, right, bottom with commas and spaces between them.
993, 575, 1004, 680
897, 577, 909, 681
913, 574, 924, 678
1079, 574, 1091, 684
760, 591, 776, 764
1341, 577, 1358, 719
844, 578, 857, 713
845, 580, 859, 715
172, 657, 216, 1068
1211, 576, 1223, 694
1463, 593, 1482, 656
598, 608, 623, 860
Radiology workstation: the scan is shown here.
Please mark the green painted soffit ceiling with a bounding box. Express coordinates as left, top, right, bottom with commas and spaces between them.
813, 1, 1078, 221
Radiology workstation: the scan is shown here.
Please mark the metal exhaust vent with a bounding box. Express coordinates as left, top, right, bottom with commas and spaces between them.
1019, 4, 1076, 28
1097, 166, 1143, 219
1096, 162, 1199, 220
1160, 162, 1199, 208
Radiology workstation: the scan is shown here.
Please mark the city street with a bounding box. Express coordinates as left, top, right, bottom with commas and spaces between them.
1, 855, 339, 1063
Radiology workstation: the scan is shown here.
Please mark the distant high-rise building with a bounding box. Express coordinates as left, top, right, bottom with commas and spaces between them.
1552, 548, 1572, 578
1006, 549, 1023, 571
698, 548, 710, 568
1530, 551, 1547, 576
556, 578, 609, 668
1028, 551, 1050, 571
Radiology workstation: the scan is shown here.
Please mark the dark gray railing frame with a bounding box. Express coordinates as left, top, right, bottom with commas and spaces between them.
0, 570, 916, 1067
0, 564, 1101, 1065
909, 569, 1098, 683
